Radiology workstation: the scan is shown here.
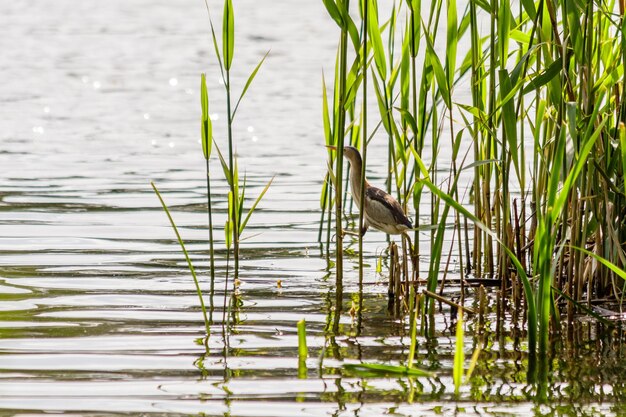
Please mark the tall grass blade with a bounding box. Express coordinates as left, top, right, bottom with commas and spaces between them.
368, 0, 386, 79
151, 182, 211, 336
200, 74, 213, 160
232, 50, 270, 119
223, 0, 235, 70
240, 176, 274, 233
446, 0, 457, 86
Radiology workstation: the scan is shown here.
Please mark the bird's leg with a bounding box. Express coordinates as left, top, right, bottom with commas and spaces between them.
342, 221, 368, 238
342, 229, 360, 238
360, 220, 369, 237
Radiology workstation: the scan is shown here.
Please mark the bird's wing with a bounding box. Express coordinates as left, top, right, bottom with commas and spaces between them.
365, 187, 413, 228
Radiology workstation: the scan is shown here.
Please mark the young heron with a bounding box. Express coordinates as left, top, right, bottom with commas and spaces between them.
329, 145, 413, 236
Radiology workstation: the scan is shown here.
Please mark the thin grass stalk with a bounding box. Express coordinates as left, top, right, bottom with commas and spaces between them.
225, 57, 239, 283
407, 0, 421, 278
200, 74, 216, 322
359, 0, 369, 286
486, 0, 497, 279
332, 0, 351, 333
297, 319, 308, 378
443, 0, 465, 294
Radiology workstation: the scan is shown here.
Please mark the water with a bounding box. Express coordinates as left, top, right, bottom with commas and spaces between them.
2, 1, 626, 416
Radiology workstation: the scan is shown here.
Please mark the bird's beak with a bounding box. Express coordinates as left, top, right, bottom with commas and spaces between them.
326, 145, 337, 152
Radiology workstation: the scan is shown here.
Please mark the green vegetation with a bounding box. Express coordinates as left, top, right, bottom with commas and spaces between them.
202, 0, 271, 287
154, 0, 272, 334
320, 0, 626, 386
297, 319, 308, 378
159, 0, 626, 402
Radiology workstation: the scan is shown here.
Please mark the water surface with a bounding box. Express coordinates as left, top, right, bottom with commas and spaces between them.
1, 1, 625, 416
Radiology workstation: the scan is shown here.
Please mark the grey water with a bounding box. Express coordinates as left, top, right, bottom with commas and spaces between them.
1, 1, 625, 416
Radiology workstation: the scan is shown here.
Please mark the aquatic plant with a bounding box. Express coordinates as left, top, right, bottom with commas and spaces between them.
200, 73, 217, 320
297, 319, 308, 379
201, 0, 272, 299
319, 0, 626, 387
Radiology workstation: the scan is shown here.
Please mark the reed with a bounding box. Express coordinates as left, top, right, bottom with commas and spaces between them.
297, 319, 308, 379
202, 0, 272, 303
200, 73, 216, 321
319, 0, 626, 387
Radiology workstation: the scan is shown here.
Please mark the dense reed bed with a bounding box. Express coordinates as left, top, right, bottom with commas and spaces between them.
320, 0, 626, 384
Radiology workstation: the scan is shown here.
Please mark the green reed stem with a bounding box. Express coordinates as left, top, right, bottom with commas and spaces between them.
297, 318, 308, 378
200, 73, 216, 323
332, 0, 350, 333
297, 319, 308, 360
359, 0, 368, 289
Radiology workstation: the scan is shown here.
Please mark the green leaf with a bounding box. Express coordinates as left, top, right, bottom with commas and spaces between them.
232, 50, 270, 120
339, 5, 361, 52
522, 57, 563, 95
498, 0, 510, 69
422, 22, 450, 107
408, 144, 429, 178
408, 0, 421, 57
200, 74, 212, 160
498, 69, 521, 183
240, 176, 274, 233
510, 29, 531, 45
321, 0, 344, 29
446, 0, 458, 87
465, 346, 481, 383
472, 0, 492, 13
223, 0, 235, 71
322, 73, 333, 146
461, 159, 498, 171
368, 0, 387, 79
520, 0, 536, 19
372, 73, 391, 134
553, 117, 607, 217
345, 57, 364, 108
203, 1, 225, 80
320, 174, 329, 209
214, 141, 233, 186
571, 245, 626, 282
396, 107, 418, 137
400, 25, 411, 112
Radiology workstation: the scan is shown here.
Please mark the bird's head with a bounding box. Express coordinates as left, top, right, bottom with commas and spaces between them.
326, 145, 362, 167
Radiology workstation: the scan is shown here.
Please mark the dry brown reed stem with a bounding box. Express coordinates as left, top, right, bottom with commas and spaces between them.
422, 290, 477, 316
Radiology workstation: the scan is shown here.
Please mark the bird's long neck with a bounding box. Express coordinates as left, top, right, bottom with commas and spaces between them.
348, 158, 368, 208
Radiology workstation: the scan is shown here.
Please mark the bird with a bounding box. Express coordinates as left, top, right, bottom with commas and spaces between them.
328, 145, 413, 237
